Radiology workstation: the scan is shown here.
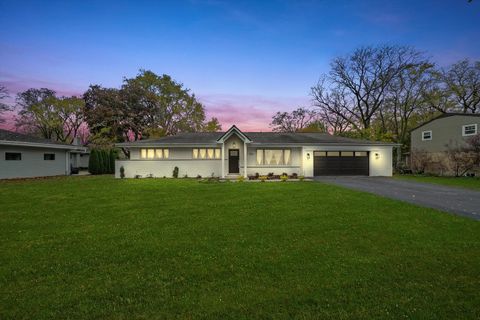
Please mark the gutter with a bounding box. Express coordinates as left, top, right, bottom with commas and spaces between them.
0, 140, 87, 151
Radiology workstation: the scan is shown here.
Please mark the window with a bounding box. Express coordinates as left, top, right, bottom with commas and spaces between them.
355, 151, 368, 157
255, 149, 292, 165
192, 148, 221, 159
327, 151, 340, 157
44, 153, 55, 160
341, 151, 354, 157
5, 152, 21, 161
463, 124, 477, 136
422, 131, 432, 141
314, 151, 326, 157
140, 148, 169, 159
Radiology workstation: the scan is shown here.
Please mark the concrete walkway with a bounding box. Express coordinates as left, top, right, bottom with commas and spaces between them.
315, 176, 480, 220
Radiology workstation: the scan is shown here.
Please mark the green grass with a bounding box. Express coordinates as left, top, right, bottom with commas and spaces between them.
395, 174, 480, 191
1, 176, 479, 319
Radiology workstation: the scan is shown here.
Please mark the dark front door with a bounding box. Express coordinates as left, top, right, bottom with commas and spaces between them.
314, 151, 369, 176
229, 149, 240, 174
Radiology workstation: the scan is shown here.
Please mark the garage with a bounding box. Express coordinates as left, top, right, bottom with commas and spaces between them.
314, 151, 369, 176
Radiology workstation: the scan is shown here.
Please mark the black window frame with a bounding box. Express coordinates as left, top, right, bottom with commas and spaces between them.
5, 152, 22, 161
44, 153, 55, 160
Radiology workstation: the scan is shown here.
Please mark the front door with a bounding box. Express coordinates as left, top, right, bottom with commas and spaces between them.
229, 149, 240, 174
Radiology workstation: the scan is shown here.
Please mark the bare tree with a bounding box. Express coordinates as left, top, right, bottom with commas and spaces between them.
312, 45, 425, 133
443, 59, 480, 113
270, 107, 317, 132
0, 85, 12, 123
384, 61, 436, 147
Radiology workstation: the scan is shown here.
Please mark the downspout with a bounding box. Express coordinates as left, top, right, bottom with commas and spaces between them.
221, 142, 225, 178
243, 142, 247, 178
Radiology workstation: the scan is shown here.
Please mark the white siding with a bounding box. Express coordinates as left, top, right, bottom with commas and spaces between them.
115, 159, 221, 178
0, 146, 68, 179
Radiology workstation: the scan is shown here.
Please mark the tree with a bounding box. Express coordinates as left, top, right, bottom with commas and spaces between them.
312, 45, 425, 134
383, 61, 436, 149
121, 70, 206, 138
0, 85, 11, 123
15, 88, 85, 143
205, 117, 222, 132
299, 120, 327, 133
443, 59, 480, 113
270, 107, 317, 132
88, 149, 99, 175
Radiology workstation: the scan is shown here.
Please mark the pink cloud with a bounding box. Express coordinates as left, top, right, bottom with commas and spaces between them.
199, 93, 310, 131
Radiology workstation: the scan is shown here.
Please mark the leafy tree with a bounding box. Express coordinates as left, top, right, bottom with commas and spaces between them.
270, 107, 317, 132
122, 70, 206, 137
205, 117, 222, 132
299, 120, 327, 133
443, 59, 480, 113
0, 85, 12, 123
15, 88, 85, 143
88, 149, 98, 175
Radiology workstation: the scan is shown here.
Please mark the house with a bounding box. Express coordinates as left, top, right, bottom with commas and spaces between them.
410, 113, 480, 174
115, 125, 397, 178
0, 129, 86, 179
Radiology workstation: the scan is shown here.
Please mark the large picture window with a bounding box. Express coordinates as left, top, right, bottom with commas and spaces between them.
192, 148, 221, 159
256, 149, 292, 165
140, 148, 169, 159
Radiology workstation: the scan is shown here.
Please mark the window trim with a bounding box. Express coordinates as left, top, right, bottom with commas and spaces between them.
462, 124, 477, 137
5, 152, 22, 161
422, 130, 432, 141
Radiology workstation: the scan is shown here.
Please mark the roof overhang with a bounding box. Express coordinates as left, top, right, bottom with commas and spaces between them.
216, 125, 252, 143
0, 140, 87, 151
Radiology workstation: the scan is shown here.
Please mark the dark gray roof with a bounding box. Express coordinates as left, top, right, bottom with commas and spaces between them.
411, 113, 480, 131
117, 131, 396, 146
0, 129, 84, 150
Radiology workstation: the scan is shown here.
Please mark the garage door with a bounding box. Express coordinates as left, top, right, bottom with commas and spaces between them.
314, 151, 369, 176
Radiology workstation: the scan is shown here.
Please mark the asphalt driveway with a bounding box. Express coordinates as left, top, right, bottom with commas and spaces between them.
315, 176, 480, 220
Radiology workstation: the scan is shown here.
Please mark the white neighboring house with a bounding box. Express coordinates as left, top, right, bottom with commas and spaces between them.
0, 129, 86, 179
115, 125, 397, 178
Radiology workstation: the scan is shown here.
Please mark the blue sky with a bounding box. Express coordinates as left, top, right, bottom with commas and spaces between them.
1, 0, 479, 130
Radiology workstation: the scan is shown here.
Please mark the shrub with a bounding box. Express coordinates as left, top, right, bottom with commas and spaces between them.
173, 166, 179, 178
280, 174, 288, 182
88, 149, 98, 175
291, 173, 298, 179
237, 175, 245, 182
119, 166, 125, 179
299, 175, 305, 181
259, 175, 267, 182
183, 174, 188, 178
196, 175, 202, 179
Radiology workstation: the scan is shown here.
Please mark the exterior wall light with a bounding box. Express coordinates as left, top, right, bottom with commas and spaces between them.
307, 153, 310, 159
375, 152, 380, 159
232, 142, 237, 148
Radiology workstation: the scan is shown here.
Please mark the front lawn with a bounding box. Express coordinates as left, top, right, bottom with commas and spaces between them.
1, 176, 479, 319
395, 174, 480, 191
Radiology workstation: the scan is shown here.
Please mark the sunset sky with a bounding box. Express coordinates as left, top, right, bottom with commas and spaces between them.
1, 0, 479, 131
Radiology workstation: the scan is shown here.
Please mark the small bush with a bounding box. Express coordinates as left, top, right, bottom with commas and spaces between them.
259, 175, 267, 182
237, 175, 245, 182
291, 173, 298, 179
183, 174, 188, 178
119, 166, 125, 179
196, 175, 202, 179
280, 174, 288, 182
173, 167, 179, 178
299, 175, 305, 181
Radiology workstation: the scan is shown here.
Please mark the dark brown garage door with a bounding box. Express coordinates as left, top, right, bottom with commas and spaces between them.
314, 151, 369, 176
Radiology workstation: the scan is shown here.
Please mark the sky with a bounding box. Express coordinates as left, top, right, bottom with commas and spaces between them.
1, 0, 479, 131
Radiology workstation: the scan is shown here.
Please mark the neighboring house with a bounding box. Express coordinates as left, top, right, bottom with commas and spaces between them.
410, 113, 480, 174
115, 125, 397, 178
0, 129, 86, 179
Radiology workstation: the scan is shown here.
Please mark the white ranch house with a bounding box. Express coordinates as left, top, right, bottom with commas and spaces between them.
115, 126, 396, 178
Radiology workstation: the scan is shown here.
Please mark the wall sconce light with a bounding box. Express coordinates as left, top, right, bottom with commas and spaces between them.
375, 152, 380, 160
232, 142, 237, 148
307, 153, 310, 160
